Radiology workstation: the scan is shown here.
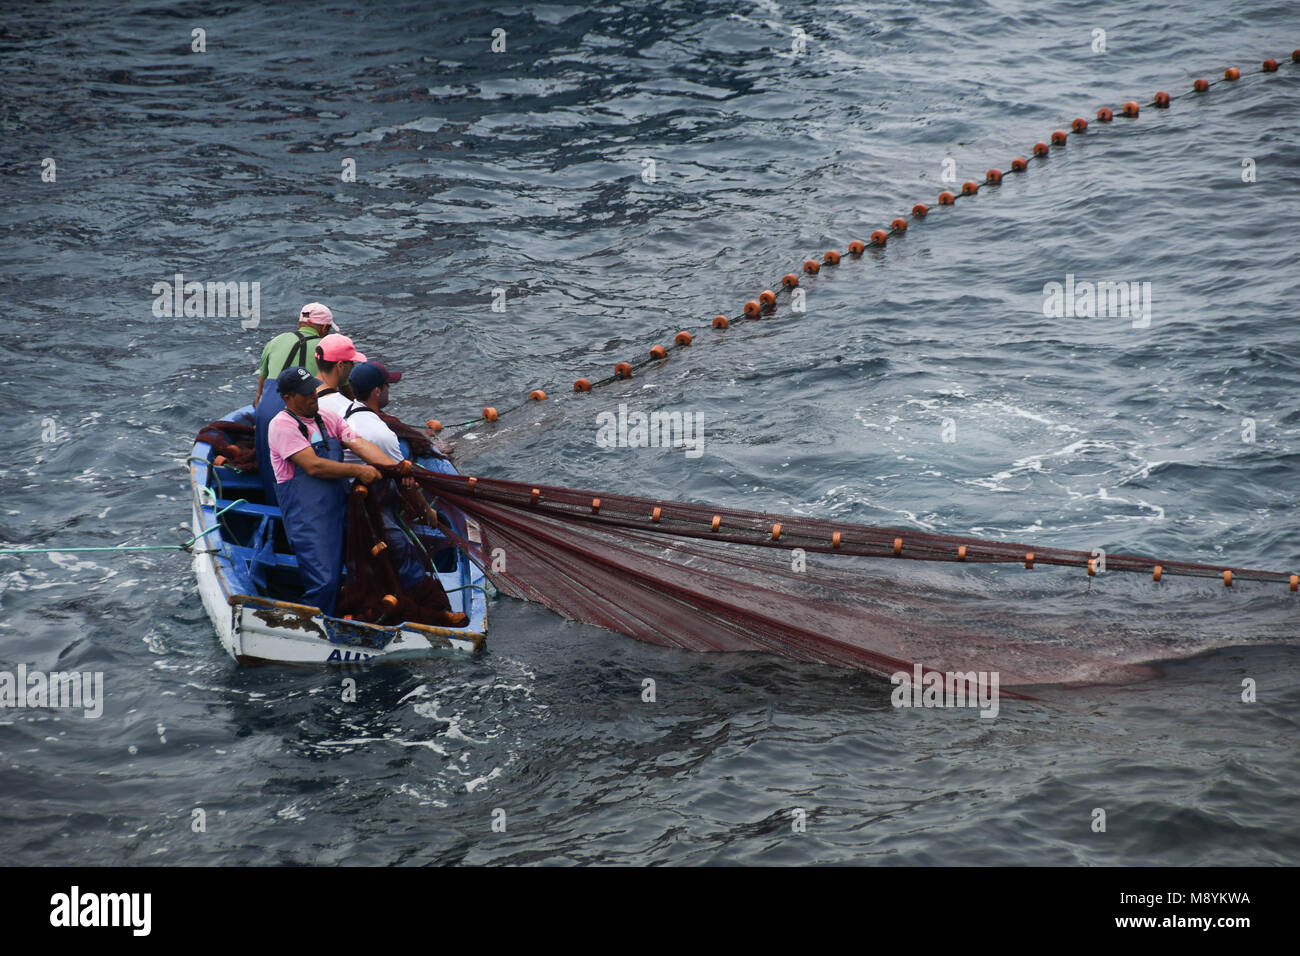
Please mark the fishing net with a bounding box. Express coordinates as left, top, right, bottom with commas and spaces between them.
194, 415, 1295, 684
385, 467, 1298, 688
196, 420, 257, 471
335, 479, 455, 626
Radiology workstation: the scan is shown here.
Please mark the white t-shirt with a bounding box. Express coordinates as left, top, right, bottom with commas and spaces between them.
317, 390, 352, 419
338, 400, 403, 463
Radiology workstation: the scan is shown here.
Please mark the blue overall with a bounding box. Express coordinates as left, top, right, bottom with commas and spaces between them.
275, 411, 349, 616
255, 384, 286, 508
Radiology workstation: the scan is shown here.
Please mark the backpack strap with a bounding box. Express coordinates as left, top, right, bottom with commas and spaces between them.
278, 329, 313, 375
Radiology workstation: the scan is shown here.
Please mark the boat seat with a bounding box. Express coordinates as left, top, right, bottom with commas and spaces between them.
227, 544, 299, 569
217, 499, 281, 519
212, 467, 263, 495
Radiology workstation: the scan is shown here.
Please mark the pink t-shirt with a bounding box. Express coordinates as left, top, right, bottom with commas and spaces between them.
267, 408, 358, 484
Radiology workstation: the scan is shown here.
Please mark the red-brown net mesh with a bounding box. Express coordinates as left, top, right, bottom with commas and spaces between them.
399, 468, 1297, 688
336, 480, 454, 626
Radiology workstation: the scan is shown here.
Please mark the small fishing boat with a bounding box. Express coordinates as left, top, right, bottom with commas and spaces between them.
188, 405, 487, 665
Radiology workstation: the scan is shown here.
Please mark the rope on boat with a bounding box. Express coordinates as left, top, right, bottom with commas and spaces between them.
425, 49, 1300, 434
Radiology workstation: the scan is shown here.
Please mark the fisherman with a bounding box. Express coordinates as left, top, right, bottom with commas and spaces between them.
311, 333, 366, 416
266, 366, 394, 617
254, 302, 336, 405
339, 361, 403, 461
253, 307, 345, 506
337, 361, 466, 626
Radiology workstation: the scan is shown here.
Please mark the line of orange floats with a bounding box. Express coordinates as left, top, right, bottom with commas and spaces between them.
464, 483, 1300, 590
425, 52, 1296, 436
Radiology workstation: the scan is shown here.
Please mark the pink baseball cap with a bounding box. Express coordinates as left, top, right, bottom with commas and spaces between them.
314, 333, 366, 363
299, 302, 335, 328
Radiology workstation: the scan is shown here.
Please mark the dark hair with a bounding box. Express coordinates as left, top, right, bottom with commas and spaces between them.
317, 358, 340, 375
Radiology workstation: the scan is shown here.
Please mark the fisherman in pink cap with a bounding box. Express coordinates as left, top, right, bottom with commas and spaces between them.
253, 302, 338, 406
313, 334, 367, 419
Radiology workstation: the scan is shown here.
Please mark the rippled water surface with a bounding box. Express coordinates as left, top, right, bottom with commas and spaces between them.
1, 0, 1298, 865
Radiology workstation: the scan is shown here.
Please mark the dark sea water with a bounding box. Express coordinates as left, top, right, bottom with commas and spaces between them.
1, 0, 1298, 865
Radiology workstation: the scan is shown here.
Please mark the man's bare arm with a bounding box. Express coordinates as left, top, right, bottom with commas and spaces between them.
288, 447, 380, 483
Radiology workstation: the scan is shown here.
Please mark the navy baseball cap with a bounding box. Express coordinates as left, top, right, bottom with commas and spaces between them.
348, 361, 401, 397
276, 365, 322, 397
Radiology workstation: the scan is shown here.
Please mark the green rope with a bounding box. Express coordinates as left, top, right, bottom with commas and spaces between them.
444, 583, 488, 596
395, 508, 432, 562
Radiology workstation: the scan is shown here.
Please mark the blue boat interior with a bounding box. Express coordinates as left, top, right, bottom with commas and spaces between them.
192, 405, 481, 621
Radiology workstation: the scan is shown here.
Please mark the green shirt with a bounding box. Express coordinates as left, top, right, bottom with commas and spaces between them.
258, 326, 326, 380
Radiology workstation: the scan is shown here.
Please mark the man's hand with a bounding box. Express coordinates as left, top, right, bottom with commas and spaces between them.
357, 465, 382, 485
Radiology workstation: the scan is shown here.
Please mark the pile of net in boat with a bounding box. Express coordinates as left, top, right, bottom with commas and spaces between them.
380, 466, 1298, 687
